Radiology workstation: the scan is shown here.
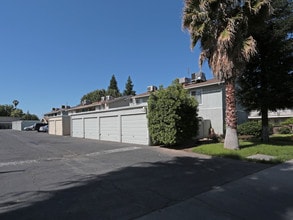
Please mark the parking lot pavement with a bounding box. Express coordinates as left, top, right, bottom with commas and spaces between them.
0, 130, 271, 220
0, 129, 148, 163
138, 160, 293, 220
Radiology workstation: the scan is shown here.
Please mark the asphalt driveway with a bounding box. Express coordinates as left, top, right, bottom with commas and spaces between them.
0, 130, 271, 220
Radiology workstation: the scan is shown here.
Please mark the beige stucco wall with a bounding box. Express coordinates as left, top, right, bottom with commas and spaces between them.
48, 116, 70, 136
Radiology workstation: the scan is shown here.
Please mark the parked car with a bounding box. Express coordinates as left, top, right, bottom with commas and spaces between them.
34, 123, 48, 132
39, 125, 48, 132
24, 125, 34, 131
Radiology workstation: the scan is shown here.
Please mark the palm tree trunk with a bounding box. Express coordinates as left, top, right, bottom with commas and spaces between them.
224, 79, 239, 150
261, 107, 269, 143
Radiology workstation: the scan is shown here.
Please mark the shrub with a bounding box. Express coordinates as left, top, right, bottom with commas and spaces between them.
278, 126, 292, 134
237, 121, 262, 137
148, 80, 199, 146
281, 118, 293, 126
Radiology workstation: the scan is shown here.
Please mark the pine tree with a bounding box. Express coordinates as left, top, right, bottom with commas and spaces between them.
237, 0, 293, 143
123, 76, 136, 96
107, 75, 121, 98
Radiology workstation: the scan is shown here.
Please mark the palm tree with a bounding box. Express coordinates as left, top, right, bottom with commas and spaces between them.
12, 100, 19, 109
182, 0, 272, 149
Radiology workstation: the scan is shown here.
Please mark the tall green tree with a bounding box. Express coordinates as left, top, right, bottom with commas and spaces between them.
10, 109, 24, 118
81, 89, 106, 103
0, 104, 38, 119
148, 80, 199, 146
123, 76, 136, 96
182, 0, 272, 149
107, 74, 121, 98
237, 0, 293, 143
22, 111, 39, 120
0, 105, 14, 116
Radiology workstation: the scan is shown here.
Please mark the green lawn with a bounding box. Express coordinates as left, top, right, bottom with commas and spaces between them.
192, 135, 293, 163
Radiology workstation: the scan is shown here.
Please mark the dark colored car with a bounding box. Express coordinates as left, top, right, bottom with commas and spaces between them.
34, 123, 48, 132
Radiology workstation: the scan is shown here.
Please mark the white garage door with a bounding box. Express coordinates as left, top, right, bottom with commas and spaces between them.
100, 116, 119, 142
49, 120, 56, 135
84, 117, 98, 140
55, 120, 62, 136
72, 118, 83, 138
121, 114, 149, 145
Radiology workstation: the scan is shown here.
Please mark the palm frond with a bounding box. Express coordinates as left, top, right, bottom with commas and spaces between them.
218, 17, 237, 48
182, 0, 210, 49
249, 0, 272, 14
182, 0, 269, 80
210, 48, 235, 80
242, 36, 257, 61
198, 50, 208, 70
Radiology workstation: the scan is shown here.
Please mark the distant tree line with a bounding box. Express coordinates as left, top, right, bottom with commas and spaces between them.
0, 100, 39, 120
80, 75, 136, 103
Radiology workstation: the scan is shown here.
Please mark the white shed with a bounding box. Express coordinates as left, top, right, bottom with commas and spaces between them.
70, 105, 149, 145
12, 120, 39, 131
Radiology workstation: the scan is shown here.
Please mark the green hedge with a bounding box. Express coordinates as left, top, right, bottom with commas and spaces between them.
237, 121, 262, 137
278, 127, 292, 134
281, 118, 293, 126
148, 80, 199, 146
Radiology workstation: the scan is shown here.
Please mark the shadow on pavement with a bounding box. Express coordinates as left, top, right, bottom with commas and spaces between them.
0, 156, 272, 220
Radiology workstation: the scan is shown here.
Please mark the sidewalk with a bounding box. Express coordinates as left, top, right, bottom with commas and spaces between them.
137, 160, 293, 220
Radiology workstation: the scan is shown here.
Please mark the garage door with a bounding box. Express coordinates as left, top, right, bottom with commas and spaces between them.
84, 117, 98, 140
100, 116, 119, 142
55, 120, 62, 136
72, 118, 83, 138
48, 120, 56, 135
121, 114, 149, 145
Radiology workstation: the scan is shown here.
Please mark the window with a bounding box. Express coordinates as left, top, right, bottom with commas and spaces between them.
191, 89, 202, 104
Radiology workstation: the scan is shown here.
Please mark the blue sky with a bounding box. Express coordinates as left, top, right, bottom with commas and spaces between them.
0, 0, 213, 118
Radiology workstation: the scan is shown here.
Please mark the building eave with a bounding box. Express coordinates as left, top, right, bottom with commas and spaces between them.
183, 78, 224, 89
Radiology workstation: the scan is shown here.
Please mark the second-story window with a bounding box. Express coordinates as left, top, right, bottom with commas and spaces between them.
191, 89, 202, 104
